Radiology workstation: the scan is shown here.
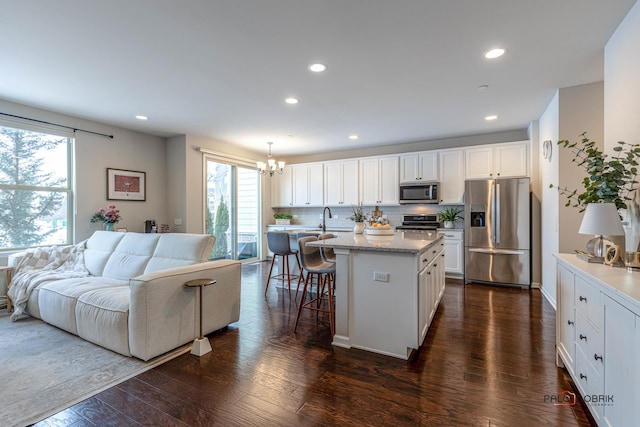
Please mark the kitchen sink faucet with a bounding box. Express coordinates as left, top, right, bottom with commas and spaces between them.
322, 207, 333, 233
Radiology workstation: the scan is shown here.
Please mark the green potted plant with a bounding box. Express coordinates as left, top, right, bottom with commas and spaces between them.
553, 132, 640, 211
348, 203, 367, 234
273, 212, 293, 225
438, 207, 463, 229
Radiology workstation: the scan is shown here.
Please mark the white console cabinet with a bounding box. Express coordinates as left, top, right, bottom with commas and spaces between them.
554, 254, 639, 426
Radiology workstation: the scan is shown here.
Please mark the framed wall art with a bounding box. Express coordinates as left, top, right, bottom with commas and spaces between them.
107, 168, 146, 201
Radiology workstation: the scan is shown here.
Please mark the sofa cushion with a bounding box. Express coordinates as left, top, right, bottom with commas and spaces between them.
38, 277, 128, 334
102, 233, 161, 280
144, 233, 215, 274
84, 231, 126, 276
76, 287, 131, 356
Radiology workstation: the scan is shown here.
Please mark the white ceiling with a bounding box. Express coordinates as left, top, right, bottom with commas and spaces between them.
0, 0, 636, 156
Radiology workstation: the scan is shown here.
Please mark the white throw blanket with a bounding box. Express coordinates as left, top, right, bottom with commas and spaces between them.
8, 242, 89, 321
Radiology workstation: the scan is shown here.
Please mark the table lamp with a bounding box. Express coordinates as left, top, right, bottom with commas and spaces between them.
578, 202, 625, 259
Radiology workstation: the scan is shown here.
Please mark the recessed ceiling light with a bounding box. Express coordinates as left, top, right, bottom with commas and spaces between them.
485, 115, 499, 121
285, 97, 299, 104
308, 63, 327, 72
477, 84, 489, 90
484, 48, 505, 59
135, 115, 148, 120
349, 135, 359, 140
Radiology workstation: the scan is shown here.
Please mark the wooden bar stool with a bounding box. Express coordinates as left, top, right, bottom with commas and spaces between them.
294, 236, 336, 336
265, 231, 302, 296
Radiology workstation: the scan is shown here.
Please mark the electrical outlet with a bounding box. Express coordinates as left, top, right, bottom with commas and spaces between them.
293, 214, 298, 218
373, 271, 389, 282
174, 218, 183, 225
333, 215, 339, 219
319, 214, 323, 220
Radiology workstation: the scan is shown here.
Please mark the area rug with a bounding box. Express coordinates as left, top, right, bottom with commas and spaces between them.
0, 312, 191, 427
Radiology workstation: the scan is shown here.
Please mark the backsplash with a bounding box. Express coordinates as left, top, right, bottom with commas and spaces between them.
271, 204, 464, 229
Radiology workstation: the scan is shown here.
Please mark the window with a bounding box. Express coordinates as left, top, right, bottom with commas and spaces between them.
0, 123, 73, 250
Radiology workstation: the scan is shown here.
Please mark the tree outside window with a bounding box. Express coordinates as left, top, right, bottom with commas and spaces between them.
0, 125, 71, 249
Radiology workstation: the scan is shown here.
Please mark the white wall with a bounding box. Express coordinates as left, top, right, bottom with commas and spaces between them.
539, 91, 560, 306
605, 0, 640, 149
0, 99, 167, 242
538, 82, 605, 307
558, 82, 605, 254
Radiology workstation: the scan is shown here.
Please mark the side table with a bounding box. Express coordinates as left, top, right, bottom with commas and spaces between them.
184, 278, 216, 356
0, 266, 13, 312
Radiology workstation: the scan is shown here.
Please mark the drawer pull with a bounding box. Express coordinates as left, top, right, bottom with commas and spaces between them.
579, 334, 587, 341
594, 354, 603, 362
579, 373, 587, 381
567, 320, 574, 326
579, 296, 587, 302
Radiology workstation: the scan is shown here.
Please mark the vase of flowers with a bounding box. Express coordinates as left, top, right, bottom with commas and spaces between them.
90, 205, 122, 231
348, 203, 366, 234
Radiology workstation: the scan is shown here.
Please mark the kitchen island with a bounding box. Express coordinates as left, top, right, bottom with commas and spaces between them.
308, 231, 445, 359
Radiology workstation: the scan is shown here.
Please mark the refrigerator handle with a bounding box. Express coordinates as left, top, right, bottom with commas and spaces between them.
490, 182, 496, 243
495, 183, 501, 244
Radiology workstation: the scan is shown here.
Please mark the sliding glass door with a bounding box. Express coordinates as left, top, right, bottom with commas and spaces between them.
205, 158, 260, 261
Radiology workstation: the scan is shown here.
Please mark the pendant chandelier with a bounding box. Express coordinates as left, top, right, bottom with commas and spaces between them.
257, 141, 285, 176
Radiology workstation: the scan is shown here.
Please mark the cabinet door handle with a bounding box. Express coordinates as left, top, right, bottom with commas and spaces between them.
567, 320, 574, 326
594, 354, 603, 362
579, 334, 587, 341
579, 373, 587, 381
579, 296, 587, 302
433, 263, 437, 267
427, 272, 431, 275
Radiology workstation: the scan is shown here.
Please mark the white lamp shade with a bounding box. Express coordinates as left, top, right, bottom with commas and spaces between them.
578, 203, 625, 236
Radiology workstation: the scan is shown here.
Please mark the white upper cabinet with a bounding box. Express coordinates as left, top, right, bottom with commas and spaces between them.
465, 141, 529, 180
270, 165, 293, 207
399, 151, 438, 183
359, 156, 399, 205
324, 159, 359, 206
438, 149, 465, 204
292, 163, 324, 206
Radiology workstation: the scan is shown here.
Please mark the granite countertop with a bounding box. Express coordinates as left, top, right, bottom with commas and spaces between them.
265, 225, 353, 234
307, 231, 442, 254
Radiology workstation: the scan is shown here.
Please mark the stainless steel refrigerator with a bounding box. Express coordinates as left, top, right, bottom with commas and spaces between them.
464, 178, 530, 288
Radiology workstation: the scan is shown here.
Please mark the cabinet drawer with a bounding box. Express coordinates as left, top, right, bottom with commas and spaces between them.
575, 311, 604, 375
575, 346, 603, 421
575, 275, 601, 326
418, 243, 443, 271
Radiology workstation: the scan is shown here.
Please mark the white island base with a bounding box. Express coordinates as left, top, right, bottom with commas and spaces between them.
310, 232, 445, 360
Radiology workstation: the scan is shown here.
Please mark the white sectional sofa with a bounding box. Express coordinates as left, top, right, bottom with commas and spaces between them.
8, 231, 241, 361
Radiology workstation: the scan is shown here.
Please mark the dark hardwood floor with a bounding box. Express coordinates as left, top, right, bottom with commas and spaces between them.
35, 262, 595, 426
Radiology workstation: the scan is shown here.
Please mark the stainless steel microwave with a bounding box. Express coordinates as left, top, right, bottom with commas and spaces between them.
399, 182, 439, 204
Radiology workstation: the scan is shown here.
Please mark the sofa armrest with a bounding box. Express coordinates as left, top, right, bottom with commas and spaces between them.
7, 251, 26, 269
128, 259, 241, 360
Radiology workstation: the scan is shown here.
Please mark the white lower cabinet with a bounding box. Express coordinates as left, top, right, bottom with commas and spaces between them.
602, 295, 636, 427
555, 254, 639, 427
438, 229, 463, 277
417, 241, 445, 345
557, 264, 576, 377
